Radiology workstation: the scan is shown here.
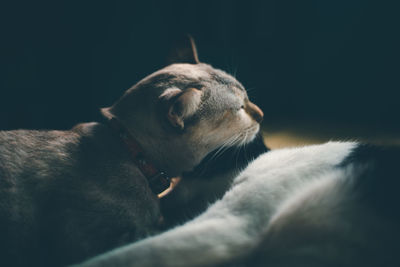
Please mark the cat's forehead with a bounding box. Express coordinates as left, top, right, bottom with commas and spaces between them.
155, 63, 245, 91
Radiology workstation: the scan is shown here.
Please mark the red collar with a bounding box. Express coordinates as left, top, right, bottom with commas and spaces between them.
106, 117, 171, 197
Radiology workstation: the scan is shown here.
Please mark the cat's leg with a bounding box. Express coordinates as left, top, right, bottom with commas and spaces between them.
75, 209, 257, 267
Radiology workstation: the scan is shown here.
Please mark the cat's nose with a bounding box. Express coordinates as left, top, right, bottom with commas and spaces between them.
246, 102, 264, 123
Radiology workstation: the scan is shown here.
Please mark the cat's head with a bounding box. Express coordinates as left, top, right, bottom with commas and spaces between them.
101, 37, 263, 175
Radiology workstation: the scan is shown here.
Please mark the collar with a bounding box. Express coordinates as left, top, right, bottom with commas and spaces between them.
106, 117, 171, 197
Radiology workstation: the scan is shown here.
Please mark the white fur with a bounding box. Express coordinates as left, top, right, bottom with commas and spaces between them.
76, 142, 372, 267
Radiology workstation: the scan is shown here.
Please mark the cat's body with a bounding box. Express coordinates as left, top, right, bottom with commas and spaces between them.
79, 142, 400, 267
0, 123, 161, 266
0, 40, 264, 266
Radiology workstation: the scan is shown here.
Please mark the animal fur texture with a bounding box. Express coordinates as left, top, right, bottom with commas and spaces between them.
161, 133, 269, 229
77, 142, 400, 267
0, 40, 263, 266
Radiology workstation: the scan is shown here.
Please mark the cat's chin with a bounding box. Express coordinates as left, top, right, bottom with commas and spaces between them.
238, 124, 260, 146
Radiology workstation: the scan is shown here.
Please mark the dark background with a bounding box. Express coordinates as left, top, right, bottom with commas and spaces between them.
1, 0, 399, 138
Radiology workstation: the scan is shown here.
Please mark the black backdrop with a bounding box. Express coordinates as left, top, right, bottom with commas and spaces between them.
1, 0, 399, 134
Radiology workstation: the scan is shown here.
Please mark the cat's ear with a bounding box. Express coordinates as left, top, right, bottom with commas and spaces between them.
159, 87, 202, 130
167, 35, 200, 65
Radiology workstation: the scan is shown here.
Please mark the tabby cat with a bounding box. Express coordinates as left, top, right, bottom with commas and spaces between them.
0, 39, 263, 266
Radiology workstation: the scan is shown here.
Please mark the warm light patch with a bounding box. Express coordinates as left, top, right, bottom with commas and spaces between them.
262, 125, 400, 150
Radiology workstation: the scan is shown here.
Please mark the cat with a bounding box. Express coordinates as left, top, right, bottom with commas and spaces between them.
77, 142, 400, 267
160, 132, 269, 229
0, 38, 264, 267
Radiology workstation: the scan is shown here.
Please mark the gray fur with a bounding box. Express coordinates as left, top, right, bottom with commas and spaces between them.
0, 124, 160, 266
0, 61, 262, 267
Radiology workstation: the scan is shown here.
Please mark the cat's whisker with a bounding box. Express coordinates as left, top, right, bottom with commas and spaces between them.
187, 124, 257, 178
213, 136, 237, 156
232, 65, 238, 79
220, 135, 241, 154
186, 127, 255, 178
244, 87, 257, 94
180, 132, 241, 186
201, 134, 242, 171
